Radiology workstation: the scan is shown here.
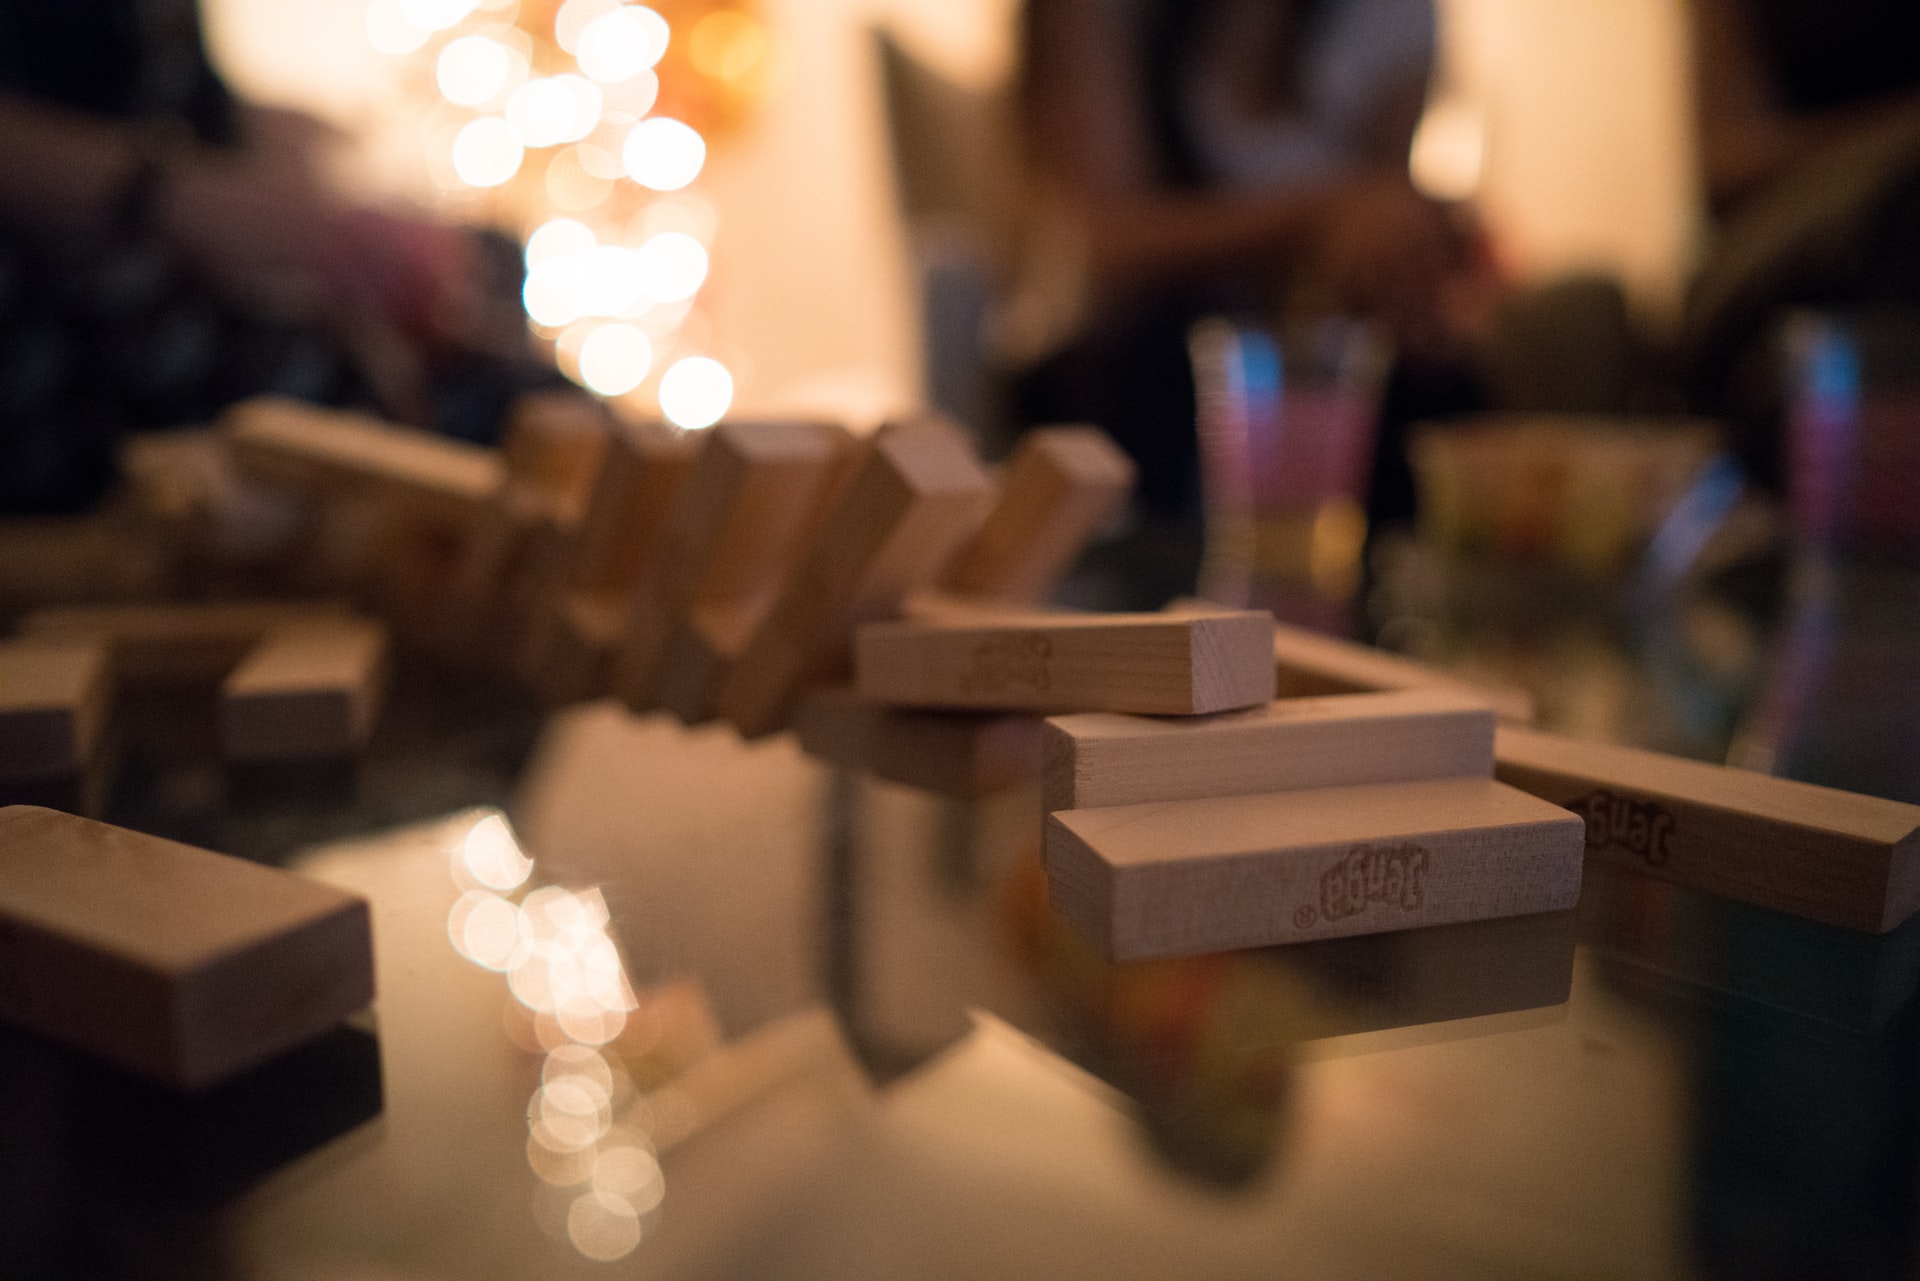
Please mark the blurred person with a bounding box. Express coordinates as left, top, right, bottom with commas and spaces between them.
0, 0, 540, 514
1008, 0, 1490, 603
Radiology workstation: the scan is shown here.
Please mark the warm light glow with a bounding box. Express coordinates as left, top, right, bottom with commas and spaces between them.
524, 255, 587, 326
525, 217, 597, 267
461, 812, 534, 890
1410, 96, 1487, 204
436, 34, 512, 105
635, 232, 708, 303
553, 0, 620, 54
365, 0, 431, 54
546, 148, 615, 211
598, 70, 660, 117
593, 1145, 664, 1213
579, 324, 654, 395
576, 6, 670, 83
507, 74, 602, 147
689, 10, 768, 84
581, 245, 648, 316
622, 117, 705, 191
567, 1190, 643, 1261
402, 0, 481, 32
448, 890, 531, 970
659, 356, 731, 428
452, 116, 525, 186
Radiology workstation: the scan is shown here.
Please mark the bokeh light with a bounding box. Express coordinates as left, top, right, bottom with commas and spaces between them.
553, 0, 621, 53
525, 217, 596, 267
365, 0, 431, 54
437, 34, 512, 105
622, 117, 705, 191
461, 812, 534, 890
658, 356, 732, 428
451, 116, 524, 186
402, 0, 481, 34
579, 324, 654, 396
507, 74, 602, 147
567, 1190, 643, 1261
635, 232, 708, 302
576, 7, 670, 83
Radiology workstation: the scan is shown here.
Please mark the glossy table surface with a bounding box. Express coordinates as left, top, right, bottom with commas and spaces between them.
3, 557, 1918, 1281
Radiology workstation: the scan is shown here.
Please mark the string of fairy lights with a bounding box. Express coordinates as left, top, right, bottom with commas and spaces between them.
363, 0, 778, 428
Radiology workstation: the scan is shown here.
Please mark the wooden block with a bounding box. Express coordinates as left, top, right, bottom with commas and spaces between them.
939, 425, 1135, 604
1045, 777, 1584, 960
794, 685, 1043, 797
563, 417, 700, 597
0, 641, 113, 783
656, 600, 756, 725
1496, 724, 1920, 933
0, 806, 374, 1089
525, 591, 625, 706
438, 487, 576, 667
1266, 619, 1536, 725
855, 607, 1276, 716
1043, 688, 1496, 814
614, 419, 849, 711
499, 390, 611, 509
220, 620, 389, 762
717, 421, 995, 737
222, 397, 504, 527
22, 601, 354, 684
0, 513, 174, 606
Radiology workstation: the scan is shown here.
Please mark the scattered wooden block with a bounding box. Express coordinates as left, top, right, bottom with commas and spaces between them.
1265, 618, 1536, 724
656, 599, 757, 725
1045, 777, 1584, 960
0, 806, 374, 1090
1495, 724, 1920, 933
1042, 688, 1496, 813
220, 620, 389, 762
22, 601, 353, 684
856, 606, 1276, 716
561, 417, 699, 597
614, 419, 849, 712
717, 420, 994, 737
0, 512, 174, 606
223, 397, 504, 528
939, 425, 1135, 605
499, 391, 610, 509
795, 685, 1043, 798
0, 641, 113, 783
524, 591, 626, 707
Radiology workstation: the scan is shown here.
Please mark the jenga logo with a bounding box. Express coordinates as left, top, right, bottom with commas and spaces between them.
1296, 843, 1428, 927
1575, 789, 1675, 866
963, 634, 1052, 696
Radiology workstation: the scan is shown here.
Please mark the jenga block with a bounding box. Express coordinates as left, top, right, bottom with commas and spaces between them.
1495, 725, 1920, 933
656, 600, 756, 725
1043, 688, 1496, 813
222, 397, 504, 527
499, 391, 611, 509
0, 641, 113, 783
717, 422, 995, 737
855, 607, 1276, 716
22, 601, 353, 684
614, 420, 849, 711
0, 806, 374, 1089
1263, 619, 1536, 724
0, 513, 174, 606
794, 685, 1043, 797
563, 418, 700, 596
524, 591, 625, 706
1045, 777, 1584, 960
939, 425, 1135, 604
220, 620, 389, 761
435, 487, 576, 667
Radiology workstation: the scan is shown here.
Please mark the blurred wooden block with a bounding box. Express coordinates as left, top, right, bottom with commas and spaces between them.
438, 487, 575, 667
223, 397, 504, 528
1265, 619, 1535, 725
1046, 777, 1584, 960
563, 417, 699, 597
0, 512, 174, 607
718, 420, 994, 738
0, 806, 374, 1090
525, 591, 625, 707
1496, 725, 1920, 933
220, 620, 389, 762
795, 685, 1042, 798
656, 600, 755, 725
500, 391, 610, 509
22, 601, 352, 684
0, 641, 113, 783
615, 419, 849, 712
939, 425, 1134, 604
856, 607, 1275, 716
1043, 688, 1495, 813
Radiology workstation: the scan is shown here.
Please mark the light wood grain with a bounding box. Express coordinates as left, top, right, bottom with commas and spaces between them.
1045, 777, 1583, 960
223, 397, 504, 527
614, 419, 848, 711
0, 806, 374, 1090
794, 685, 1042, 798
1043, 688, 1496, 813
1265, 619, 1536, 724
939, 425, 1134, 604
1495, 724, 1920, 933
23, 600, 353, 684
220, 620, 389, 761
717, 419, 994, 737
0, 641, 113, 782
856, 606, 1276, 715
